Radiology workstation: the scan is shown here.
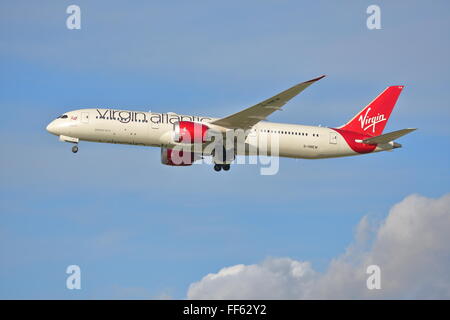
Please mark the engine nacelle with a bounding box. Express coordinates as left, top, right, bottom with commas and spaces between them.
173, 121, 209, 144
161, 147, 201, 166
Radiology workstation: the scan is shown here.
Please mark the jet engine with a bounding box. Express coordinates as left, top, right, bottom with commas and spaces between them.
173, 121, 209, 144
160, 147, 201, 166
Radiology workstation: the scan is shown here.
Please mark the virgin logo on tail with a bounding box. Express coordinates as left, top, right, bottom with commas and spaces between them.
358, 107, 386, 133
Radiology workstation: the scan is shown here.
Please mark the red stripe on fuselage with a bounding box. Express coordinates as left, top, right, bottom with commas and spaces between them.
331, 128, 377, 154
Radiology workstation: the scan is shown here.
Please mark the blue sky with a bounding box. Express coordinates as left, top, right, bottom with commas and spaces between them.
0, 1, 449, 299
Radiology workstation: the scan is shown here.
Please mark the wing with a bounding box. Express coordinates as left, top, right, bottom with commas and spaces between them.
361, 128, 417, 145
210, 75, 325, 130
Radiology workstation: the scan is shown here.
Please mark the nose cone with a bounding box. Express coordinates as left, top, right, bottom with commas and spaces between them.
46, 121, 57, 135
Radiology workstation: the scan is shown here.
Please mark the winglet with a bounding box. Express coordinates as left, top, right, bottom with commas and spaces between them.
305, 75, 326, 83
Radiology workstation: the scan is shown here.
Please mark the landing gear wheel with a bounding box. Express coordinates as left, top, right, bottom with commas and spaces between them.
72, 145, 78, 153
222, 164, 230, 171
214, 164, 222, 172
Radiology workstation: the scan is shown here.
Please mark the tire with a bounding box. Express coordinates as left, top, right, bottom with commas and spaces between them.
72, 145, 78, 153
214, 164, 222, 172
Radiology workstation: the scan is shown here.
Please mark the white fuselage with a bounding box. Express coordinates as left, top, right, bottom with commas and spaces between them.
46, 108, 393, 159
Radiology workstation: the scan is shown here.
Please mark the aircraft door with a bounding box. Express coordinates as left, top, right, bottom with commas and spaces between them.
81, 112, 89, 124
329, 131, 337, 144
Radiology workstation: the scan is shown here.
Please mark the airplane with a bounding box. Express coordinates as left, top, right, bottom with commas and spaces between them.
46, 75, 416, 172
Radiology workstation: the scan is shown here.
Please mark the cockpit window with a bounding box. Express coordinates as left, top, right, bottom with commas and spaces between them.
57, 115, 68, 119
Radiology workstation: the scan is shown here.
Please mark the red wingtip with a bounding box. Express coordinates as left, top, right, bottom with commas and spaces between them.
305, 75, 326, 83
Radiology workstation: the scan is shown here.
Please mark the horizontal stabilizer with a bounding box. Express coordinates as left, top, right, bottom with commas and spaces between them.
361, 128, 417, 145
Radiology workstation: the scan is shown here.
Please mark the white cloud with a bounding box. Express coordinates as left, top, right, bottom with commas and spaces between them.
188, 259, 318, 300
187, 193, 450, 299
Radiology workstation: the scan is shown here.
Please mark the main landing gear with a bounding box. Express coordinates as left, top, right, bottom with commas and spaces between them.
71, 145, 78, 153
212, 145, 234, 172
214, 163, 231, 172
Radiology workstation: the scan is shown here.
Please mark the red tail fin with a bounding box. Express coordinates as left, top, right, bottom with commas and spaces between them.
339, 86, 404, 136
